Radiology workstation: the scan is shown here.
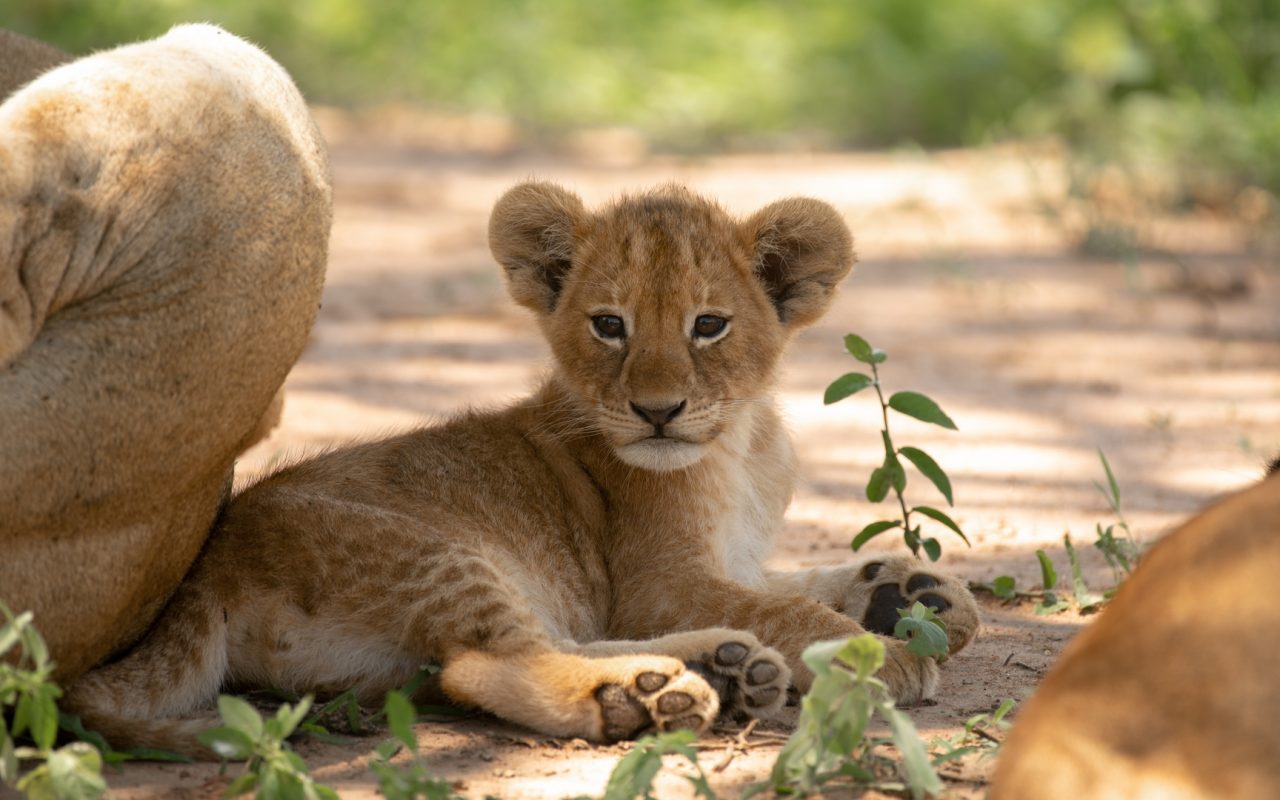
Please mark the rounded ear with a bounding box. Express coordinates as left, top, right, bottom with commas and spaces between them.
488, 181, 586, 313
742, 198, 855, 329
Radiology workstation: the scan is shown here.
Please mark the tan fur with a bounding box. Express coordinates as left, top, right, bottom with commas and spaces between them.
66, 182, 978, 756
990, 471, 1280, 800
0, 26, 330, 680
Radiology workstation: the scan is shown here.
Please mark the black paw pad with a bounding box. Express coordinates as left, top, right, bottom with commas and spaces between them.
860, 561, 885, 580
906, 574, 939, 593
685, 660, 734, 711
747, 661, 779, 686
657, 691, 695, 714
715, 642, 749, 666
863, 583, 907, 635
636, 671, 669, 692
918, 593, 950, 613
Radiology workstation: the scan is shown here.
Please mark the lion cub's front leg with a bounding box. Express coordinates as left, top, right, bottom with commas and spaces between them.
766, 555, 980, 655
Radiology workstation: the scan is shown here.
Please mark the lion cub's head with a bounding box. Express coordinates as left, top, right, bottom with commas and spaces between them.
490, 182, 854, 472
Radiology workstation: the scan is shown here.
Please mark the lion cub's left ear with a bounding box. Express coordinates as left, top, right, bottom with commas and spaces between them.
742, 198, 855, 329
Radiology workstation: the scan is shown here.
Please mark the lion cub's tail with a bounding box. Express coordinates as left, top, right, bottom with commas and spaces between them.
63, 581, 230, 759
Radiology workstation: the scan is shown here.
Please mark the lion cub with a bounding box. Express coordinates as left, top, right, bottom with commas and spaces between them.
66, 183, 979, 756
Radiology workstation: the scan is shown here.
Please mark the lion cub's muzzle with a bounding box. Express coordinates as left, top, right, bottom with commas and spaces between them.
629, 400, 687, 438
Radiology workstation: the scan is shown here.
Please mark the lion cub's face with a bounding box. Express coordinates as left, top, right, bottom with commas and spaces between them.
490, 183, 854, 472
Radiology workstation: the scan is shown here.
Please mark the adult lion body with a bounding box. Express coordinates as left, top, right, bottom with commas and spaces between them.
66, 183, 979, 755
990, 470, 1280, 799
0, 26, 330, 680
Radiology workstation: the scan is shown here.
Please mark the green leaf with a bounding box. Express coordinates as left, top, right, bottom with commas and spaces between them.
887, 391, 958, 430
921, 537, 941, 561
843, 334, 886, 364
196, 727, 254, 761
46, 743, 106, 800
1095, 448, 1121, 511
865, 467, 890, 502
823, 372, 874, 404
225, 773, 258, 797
1035, 549, 1058, 591
893, 605, 949, 658
833, 634, 886, 681
216, 696, 264, 741
991, 575, 1016, 600
1034, 591, 1070, 615
311, 784, 341, 800
1064, 534, 1105, 611
880, 704, 943, 800
913, 505, 970, 546
898, 446, 953, 505
274, 696, 313, 740
851, 520, 900, 551
384, 690, 418, 752
1, 734, 17, 783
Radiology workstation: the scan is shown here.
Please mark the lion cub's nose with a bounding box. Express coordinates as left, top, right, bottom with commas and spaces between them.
629, 400, 687, 434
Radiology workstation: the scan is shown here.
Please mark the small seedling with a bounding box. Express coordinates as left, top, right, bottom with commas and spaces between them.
1032, 550, 1069, 615
752, 634, 942, 800
199, 695, 339, 799
369, 690, 461, 800
1093, 449, 1142, 581
826, 333, 969, 561
598, 729, 715, 800
930, 698, 1016, 765
1, 602, 108, 800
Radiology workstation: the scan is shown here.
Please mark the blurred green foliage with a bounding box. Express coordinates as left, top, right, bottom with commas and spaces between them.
4, 0, 1277, 190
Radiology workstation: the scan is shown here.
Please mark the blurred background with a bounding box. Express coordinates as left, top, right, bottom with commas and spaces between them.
6, 0, 1279, 203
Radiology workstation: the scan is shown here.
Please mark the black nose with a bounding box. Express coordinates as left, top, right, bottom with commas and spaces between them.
630, 400, 687, 433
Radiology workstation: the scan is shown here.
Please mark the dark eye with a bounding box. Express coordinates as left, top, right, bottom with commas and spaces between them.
591, 314, 626, 339
693, 315, 728, 339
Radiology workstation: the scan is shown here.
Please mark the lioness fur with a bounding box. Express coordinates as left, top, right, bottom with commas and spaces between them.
0, 26, 330, 680
991, 468, 1280, 799
66, 182, 979, 755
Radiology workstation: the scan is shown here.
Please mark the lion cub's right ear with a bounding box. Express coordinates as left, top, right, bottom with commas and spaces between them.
489, 182, 586, 313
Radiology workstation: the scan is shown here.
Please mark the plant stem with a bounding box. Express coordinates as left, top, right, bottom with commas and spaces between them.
871, 362, 915, 553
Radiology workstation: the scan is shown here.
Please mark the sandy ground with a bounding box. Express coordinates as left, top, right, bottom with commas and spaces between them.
89, 132, 1278, 799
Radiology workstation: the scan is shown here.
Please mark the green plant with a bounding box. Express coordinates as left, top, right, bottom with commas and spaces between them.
1, 603, 107, 800
598, 730, 715, 800
751, 634, 942, 800
198, 695, 339, 800
894, 602, 950, 660
369, 690, 461, 800
930, 698, 1015, 765
825, 333, 968, 561
1092, 449, 1141, 581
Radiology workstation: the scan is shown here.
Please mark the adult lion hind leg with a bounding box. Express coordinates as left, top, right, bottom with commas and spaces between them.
0, 24, 330, 681
766, 555, 980, 655
564, 628, 790, 721
61, 583, 229, 759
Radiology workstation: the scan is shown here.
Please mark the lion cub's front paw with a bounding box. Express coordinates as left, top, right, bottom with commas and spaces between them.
835, 556, 979, 654
879, 639, 940, 706
595, 664, 719, 741
684, 636, 790, 721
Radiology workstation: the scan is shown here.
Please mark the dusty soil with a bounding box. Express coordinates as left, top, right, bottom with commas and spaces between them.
94, 132, 1279, 799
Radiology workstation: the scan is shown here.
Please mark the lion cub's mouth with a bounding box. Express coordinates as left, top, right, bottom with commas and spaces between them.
615, 436, 708, 472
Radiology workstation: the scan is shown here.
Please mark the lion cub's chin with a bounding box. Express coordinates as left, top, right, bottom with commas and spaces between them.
615, 439, 708, 472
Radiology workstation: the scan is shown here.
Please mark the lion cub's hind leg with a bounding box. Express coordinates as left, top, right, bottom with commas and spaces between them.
566, 629, 790, 722
441, 649, 719, 742
768, 555, 980, 655
62, 584, 228, 758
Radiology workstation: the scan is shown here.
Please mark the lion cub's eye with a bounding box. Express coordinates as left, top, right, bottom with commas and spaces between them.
692, 315, 729, 339
591, 314, 626, 339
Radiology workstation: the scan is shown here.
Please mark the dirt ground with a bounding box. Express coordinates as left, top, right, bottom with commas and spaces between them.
95, 125, 1279, 799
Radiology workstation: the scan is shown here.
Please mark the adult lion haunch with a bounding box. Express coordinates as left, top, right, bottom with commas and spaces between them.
64, 182, 979, 757
0, 25, 331, 680
990, 469, 1280, 800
